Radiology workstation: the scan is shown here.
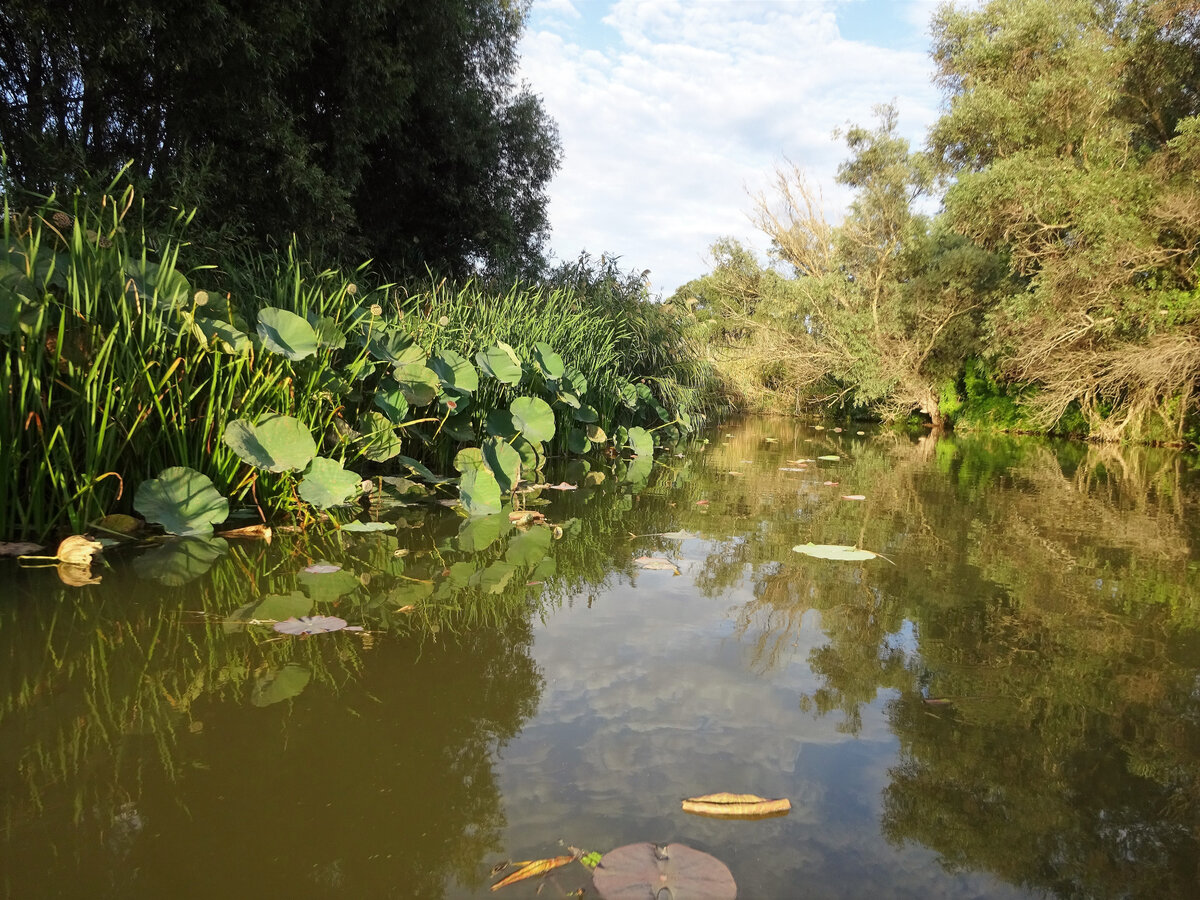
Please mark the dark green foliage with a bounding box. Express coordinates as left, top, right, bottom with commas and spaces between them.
0, 0, 560, 277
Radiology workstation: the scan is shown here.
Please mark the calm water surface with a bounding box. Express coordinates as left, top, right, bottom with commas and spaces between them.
3, 419, 1200, 898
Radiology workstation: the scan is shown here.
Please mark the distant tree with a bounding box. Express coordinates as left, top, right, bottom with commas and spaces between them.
0, 0, 560, 277
930, 0, 1200, 438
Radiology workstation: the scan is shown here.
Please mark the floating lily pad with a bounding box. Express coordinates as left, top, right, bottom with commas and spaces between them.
818, 455, 840, 461
592, 843, 736, 900
792, 543, 879, 561
299, 457, 361, 509
257, 307, 318, 360
303, 563, 342, 574
339, 521, 396, 533
134, 467, 229, 536
273, 615, 363, 635
223, 414, 317, 473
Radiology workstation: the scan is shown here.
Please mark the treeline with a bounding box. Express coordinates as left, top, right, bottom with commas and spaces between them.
0, 0, 559, 279
675, 0, 1200, 444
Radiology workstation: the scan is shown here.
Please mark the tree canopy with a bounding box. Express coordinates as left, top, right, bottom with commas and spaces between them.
0, 0, 560, 277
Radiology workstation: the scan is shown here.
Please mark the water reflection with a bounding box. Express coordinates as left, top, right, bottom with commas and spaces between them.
1, 420, 1199, 897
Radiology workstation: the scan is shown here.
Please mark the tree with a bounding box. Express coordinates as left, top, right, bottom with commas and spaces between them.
0, 0, 560, 277
930, 0, 1200, 439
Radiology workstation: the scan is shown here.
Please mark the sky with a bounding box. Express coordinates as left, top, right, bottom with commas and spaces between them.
516, 0, 947, 295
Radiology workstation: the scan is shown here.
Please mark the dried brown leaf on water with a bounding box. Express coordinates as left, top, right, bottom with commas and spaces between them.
682, 792, 792, 820
220, 524, 273, 542
841, 494, 866, 501
490, 854, 576, 891
509, 510, 546, 527
55, 535, 103, 566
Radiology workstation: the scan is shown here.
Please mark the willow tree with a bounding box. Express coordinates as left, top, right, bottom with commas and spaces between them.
750, 107, 1007, 424
930, 0, 1200, 439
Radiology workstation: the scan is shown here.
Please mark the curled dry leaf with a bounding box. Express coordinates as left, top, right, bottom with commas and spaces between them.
682, 792, 792, 820
220, 524, 273, 542
841, 494, 866, 501
56, 535, 103, 566
490, 854, 576, 891
509, 510, 546, 527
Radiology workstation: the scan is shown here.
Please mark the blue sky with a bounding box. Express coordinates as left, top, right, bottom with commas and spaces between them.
516, 0, 946, 293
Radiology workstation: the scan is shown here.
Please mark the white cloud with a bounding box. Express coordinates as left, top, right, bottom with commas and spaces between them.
517, 0, 942, 294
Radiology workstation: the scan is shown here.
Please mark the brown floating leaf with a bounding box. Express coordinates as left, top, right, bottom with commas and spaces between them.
220, 523, 273, 542
490, 854, 576, 891
55, 535, 103, 566
93, 513, 142, 536
840, 494, 866, 501
682, 792, 792, 820
509, 510, 547, 527
592, 843, 736, 900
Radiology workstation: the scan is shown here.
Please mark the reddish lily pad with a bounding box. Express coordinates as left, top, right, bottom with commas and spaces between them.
273, 615, 364, 635
592, 843, 736, 900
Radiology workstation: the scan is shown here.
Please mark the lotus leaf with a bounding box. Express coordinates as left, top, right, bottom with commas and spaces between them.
355, 412, 402, 462
792, 543, 879, 561
505, 526, 551, 567
483, 437, 522, 493
626, 426, 654, 458
586, 423, 607, 443
193, 318, 251, 354
309, 314, 346, 349
566, 367, 588, 396
299, 457, 361, 509
252, 591, 314, 621
338, 521, 396, 533
475, 342, 523, 386
223, 414, 317, 472
568, 427, 591, 454
457, 514, 511, 552
373, 386, 410, 424
251, 663, 311, 707
619, 381, 639, 409
394, 362, 441, 406
257, 307, 318, 360
454, 447, 488, 474
442, 412, 476, 442
510, 396, 555, 443
134, 467, 229, 536
512, 435, 545, 474
574, 403, 599, 424
430, 349, 479, 392
273, 615, 362, 635
396, 455, 451, 483
125, 258, 191, 311
131, 537, 229, 585
592, 843, 736, 900
367, 331, 420, 365
486, 408, 518, 438
460, 465, 503, 517
533, 341, 566, 379
621, 456, 654, 486
470, 560, 516, 594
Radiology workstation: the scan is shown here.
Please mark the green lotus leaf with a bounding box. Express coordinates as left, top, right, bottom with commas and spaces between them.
566, 367, 588, 397
251, 662, 311, 707
486, 408, 518, 438
257, 307, 319, 360
298, 567, 362, 603
470, 560, 517, 594
513, 436, 545, 475
373, 386, 410, 424
459, 465, 503, 517
443, 412, 476, 442
483, 436, 522, 493
253, 591, 314, 621
792, 543, 880, 561
394, 362, 441, 406
355, 411, 403, 462
193, 318, 250, 354
619, 381, 639, 409
475, 342, 523, 386
446, 560, 476, 588
505, 526, 551, 567
134, 466, 229, 536
454, 447, 487, 474
586, 423, 607, 443
574, 404, 600, 424
310, 314, 346, 349
430, 349, 479, 392
223, 414, 317, 472
339, 521, 396, 532
568, 427, 591, 454
299, 457, 361, 509
533, 342, 566, 380
132, 537, 229, 585
367, 330, 420, 365
125, 258, 192, 311
627, 426, 654, 458
621, 455, 654, 486
396, 455, 452, 484
457, 513, 511, 552
556, 390, 581, 409
510, 396, 555, 443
